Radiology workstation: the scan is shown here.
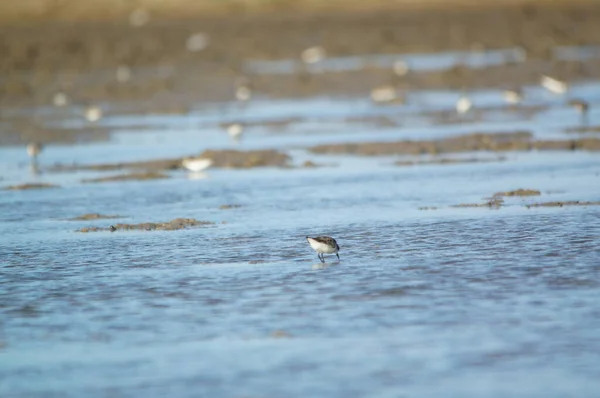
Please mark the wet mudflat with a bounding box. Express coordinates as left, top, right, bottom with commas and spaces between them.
2, 1, 600, 397
2, 150, 600, 397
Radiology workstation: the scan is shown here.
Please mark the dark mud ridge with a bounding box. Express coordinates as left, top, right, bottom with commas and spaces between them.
219, 204, 242, 210
493, 189, 541, 197
395, 156, 505, 167
3, 183, 60, 190
67, 213, 124, 221
564, 125, 600, 134
421, 188, 600, 210
526, 201, 600, 208
310, 132, 600, 156
50, 149, 290, 174
77, 218, 213, 232
82, 172, 170, 183
451, 189, 542, 208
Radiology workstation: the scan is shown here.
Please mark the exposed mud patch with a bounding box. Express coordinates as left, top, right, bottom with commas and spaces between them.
3, 183, 60, 190
77, 218, 214, 232
309, 132, 600, 156
301, 160, 322, 168
67, 213, 124, 221
50, 149, 290, 174
82, 172, 170, 183
219, 204, 242, 210
564, 125, 600, 134
200, 149, 290, 168
426, 105, 548, 126
526, 201, 600, 208
50, 159, 181, 173
451, 197, 504, 209
395, 157, 505, 167
493, 189, 541, 197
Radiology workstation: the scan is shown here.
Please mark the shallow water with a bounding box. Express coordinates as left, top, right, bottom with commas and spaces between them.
2, 60, 600, 397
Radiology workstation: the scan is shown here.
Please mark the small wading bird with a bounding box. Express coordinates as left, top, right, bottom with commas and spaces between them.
456, 94, 472, 114
85, 105, 103, 123
306, 236, 340, 263
27, 142, 43, 173
301, 46, 326, 64
370, 85, 404, 105
181, 157, 213, 172
568, 99, 589, 124
226, 123, 244, 142
540, 75, 568, 95
503, 88, 523, 105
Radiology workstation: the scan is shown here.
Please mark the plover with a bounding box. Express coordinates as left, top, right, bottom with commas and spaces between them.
456, 94, 472, 114
226, 123, 244, 141
27, 142, 43, 159
540, 75, 568, 94
371, 85, 404, 104
27, 142, 43, 173
85, 105, 103, 123
52, 91, 69, 107
235, 85, 252, 102
181, 157, 213, 172
393, 59, 409, 76
503, 88, 523, 105
301, 46, 326, 64
568, 99, 589, 123
116, 65, 132, 83
306, 236, 340, 263
186, 32, 209, 52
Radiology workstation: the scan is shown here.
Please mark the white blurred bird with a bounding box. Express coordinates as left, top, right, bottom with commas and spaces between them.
393, 59, 409, 76
456, 94, 472, 114
52, 91, 69, 107
503, 89, 523, 105
181, 158, 213, 172
85, 105, 103, 122
27, 142, 43, 173
235, 86, 252, 102
226, 123, 244, 141
301, 46, 326, 64
541, 75, 568, 94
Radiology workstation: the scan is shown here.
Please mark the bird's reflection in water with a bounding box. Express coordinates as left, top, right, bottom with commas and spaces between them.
187, 172, 209, 180
311, 261, 340, 270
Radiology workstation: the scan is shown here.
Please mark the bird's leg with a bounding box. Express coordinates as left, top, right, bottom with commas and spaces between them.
319, 253, 324, 263
336, 253, 340, 260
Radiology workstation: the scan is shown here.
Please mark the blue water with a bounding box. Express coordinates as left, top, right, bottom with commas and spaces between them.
1, 63, 600, 397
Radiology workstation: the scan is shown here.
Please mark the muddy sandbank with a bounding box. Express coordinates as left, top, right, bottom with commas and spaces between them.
564, 125, 600, 134
81, 172, 170, 183
526, 201, 600, 208
78, 218, 213, 232
395, 157, 505, 167
1, 0, 600, 113
309, 132, 600, 156
3, 183, 60, 190
50, 149, 290, 174
451, 197, 504, 209
493, 189, 541, 197
219, 204, 242, 210
200, 149, 290, 168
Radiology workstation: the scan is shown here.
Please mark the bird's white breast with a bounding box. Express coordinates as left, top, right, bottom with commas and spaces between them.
307, 238, 337, 254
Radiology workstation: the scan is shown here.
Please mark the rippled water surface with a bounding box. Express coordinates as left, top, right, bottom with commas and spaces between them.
2, 62, 600, 397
